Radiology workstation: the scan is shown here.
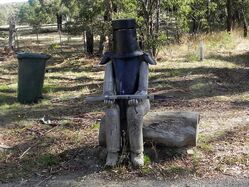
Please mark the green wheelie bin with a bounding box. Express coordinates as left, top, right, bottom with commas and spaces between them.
17, 52, 50, 104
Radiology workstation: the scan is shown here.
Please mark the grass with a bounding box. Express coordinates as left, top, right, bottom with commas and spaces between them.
220, 155, 249, 166
144, 154, 152, 165
1, 30, 249, 182
197, 142, 214, 154
185, 52, 199, 62
38, 154, 59, 167
92, 122, 100, 130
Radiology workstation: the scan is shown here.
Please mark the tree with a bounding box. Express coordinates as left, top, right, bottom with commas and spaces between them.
18, 0, 53, 42
0, 2, 23, 26
236, 0, 249, 37
19, 0, 54, 25
75, 0, 103, 55
16, 0, 249, 54
41, 0, 69, 31
188, 0, 218, 33
226, 0, 232, 32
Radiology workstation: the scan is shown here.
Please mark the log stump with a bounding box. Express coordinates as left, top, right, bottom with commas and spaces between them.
99, 111, 200, 148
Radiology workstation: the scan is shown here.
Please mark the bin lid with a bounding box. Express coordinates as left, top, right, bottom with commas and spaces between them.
17, 52, 51, 59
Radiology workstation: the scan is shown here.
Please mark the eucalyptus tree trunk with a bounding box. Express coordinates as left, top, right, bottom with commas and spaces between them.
57, 13, 63, 32
242, 9, 248, 37
241, 0, 248, 38
226, 0, 233, 32
206, 0, 211, 32
86, 28, 94, 55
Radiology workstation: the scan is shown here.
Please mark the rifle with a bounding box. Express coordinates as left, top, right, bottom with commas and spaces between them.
85, 94, 172, 102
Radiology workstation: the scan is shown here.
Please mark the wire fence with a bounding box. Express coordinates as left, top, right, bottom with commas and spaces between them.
0, 24, 86, 53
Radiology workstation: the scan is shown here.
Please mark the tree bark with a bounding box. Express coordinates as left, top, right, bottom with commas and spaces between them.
206, 0, 211, 32
86, 29, 94, 55
226, 0, 233, 33
98, 35, 105, 54
192, 17, 197, 33
57, 13, 63, 32
242, 9, 248, 38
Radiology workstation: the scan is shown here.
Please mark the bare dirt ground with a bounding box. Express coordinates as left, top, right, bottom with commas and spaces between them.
0, 31, 249, 186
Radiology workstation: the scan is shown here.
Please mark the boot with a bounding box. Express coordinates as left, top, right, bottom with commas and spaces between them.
131, 152, 144, 167
105, 152, 119, 167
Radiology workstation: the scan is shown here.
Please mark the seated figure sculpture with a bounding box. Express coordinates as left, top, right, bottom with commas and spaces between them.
100, 19, 156, 167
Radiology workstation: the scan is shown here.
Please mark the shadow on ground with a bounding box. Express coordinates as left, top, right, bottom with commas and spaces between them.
150, 66, 249, 100
0, 141, 105, 183
208, 52, 249, 66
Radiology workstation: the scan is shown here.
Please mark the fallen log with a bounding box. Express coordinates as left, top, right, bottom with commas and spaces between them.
99, 111, 200, 148
143, 112, 200, 147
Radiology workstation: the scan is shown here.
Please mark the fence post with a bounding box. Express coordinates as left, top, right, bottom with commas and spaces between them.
16, 28, 19, 49
199, 40, 205, 61
8, 17, 15, 49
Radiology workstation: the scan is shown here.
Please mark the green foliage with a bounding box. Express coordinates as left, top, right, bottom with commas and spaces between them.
48, 43, 60, 51
143, 154, 151, 165
18, 0, 69, 28
0, 2, 23, 26
113, 0, 138, 19
92, 122, 100, 129
18, 0, 53, 29
162, 0, 194, 32
44, 43, 61, 55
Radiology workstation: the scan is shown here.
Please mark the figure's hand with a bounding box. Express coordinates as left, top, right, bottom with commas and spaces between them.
128, 99, 139, 106
103, 92, 115, 106
104, 99, 115, 106
128, 91, 147, 106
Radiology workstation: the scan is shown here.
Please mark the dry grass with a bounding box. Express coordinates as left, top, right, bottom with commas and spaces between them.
0, 30, 249, 183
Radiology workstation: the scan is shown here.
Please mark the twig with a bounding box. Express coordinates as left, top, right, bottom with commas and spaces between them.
19, 147, 31, 159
